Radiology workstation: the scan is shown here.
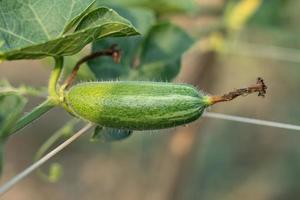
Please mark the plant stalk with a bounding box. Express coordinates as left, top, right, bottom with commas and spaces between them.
48, 57, 64, 100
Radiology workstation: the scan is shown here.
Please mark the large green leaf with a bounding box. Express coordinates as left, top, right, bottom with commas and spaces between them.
89, 22, 194, 81
0, 0, 139, 60
0, 0, 94, 59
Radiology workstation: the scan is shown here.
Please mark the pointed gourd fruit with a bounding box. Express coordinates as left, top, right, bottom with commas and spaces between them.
65, 81, 212, 130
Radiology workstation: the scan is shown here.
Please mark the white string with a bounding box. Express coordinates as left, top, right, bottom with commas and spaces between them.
0, 123, 93, 196
204, 112, 300, 131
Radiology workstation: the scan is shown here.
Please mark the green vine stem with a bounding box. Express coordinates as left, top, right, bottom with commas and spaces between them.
48, 57, 64, 101
10, 57, 65, 135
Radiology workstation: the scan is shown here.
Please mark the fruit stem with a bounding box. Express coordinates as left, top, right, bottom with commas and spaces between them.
63, 44, 121, 89
209, 77, 267, 105
48, 57, 64, 101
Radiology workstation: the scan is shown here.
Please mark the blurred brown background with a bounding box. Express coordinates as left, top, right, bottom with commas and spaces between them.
1, 0, 300, 199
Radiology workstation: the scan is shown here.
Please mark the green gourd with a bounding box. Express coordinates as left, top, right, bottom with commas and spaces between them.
65, 81, 212, 130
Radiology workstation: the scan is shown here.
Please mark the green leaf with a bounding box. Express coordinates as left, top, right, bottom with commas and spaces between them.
135, 22, 194, 81
91, 126, 132, 142
0, 0, 94, 59
89, 22, 194, 81
0, 0, 139, 60
63, 2, 96, 33
93, 5, 156, 35
132, 60, 181, 81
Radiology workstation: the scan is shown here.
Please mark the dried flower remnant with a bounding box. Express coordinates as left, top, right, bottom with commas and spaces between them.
209, 77, 267, 105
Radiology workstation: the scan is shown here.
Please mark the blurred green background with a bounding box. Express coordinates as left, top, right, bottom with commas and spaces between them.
1, 0, 300, 199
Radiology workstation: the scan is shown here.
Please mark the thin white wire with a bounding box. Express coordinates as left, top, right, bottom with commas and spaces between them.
0, 123, 93, 196
204, 112, 300, 131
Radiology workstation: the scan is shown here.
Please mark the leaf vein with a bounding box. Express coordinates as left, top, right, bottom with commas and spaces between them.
28, 4, 51, 39
0, 27, 36, 45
